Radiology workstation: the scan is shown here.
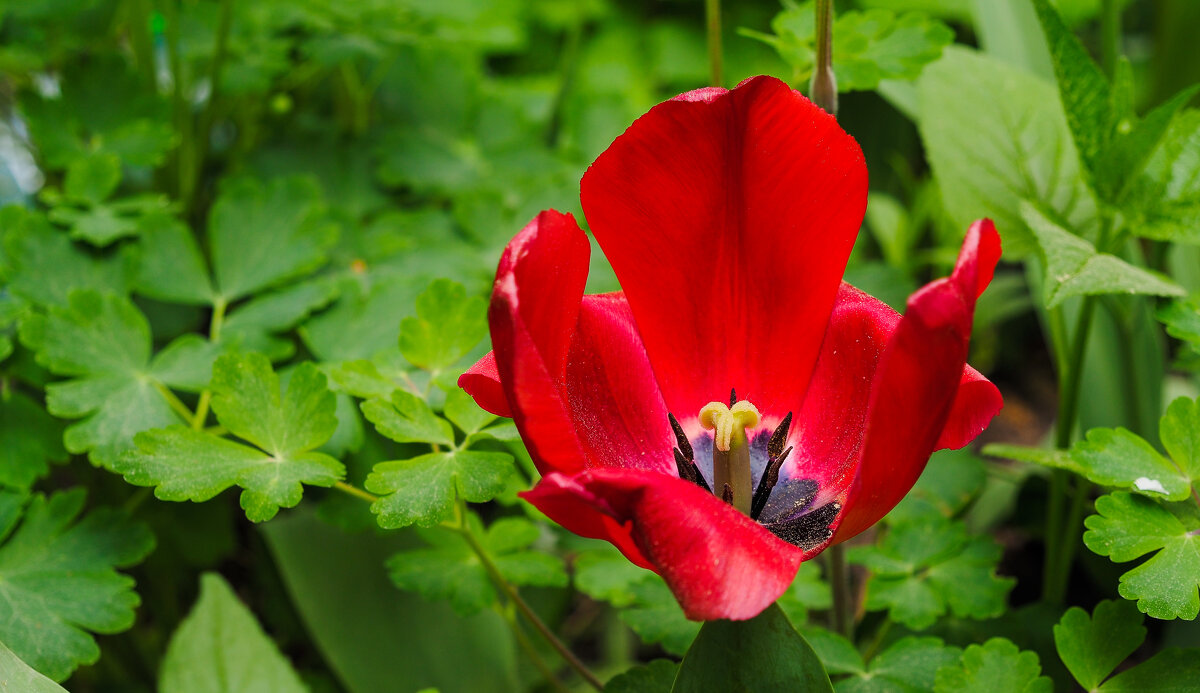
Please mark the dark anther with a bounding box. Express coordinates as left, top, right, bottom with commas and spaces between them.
667, 413, 692, 462
767, 412, 793, 460
674, 448, 697, 483
750, 445, 792, 520
721, 483, 734, 505
729, 388, 737, 407
764, 502, 841, 551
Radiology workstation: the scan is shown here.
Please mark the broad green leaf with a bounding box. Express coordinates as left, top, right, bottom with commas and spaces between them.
852, 515, 1013, 629
1083, 492, 1200, 620
114, 354, 344, 522
0, 641, 68, 693
159, 573, 306, 693
135, 214, 215, 305
19, 291, 186, 461
365, 450, 513, 528
1022, 202, 1183, 308
387, 517, 566, 615
918, 47, 1097, 257
748, 4, 953, 91
1053, 600, 1145, 690
62, 152, 120, 206
1, 208, 132, 306
1124, 110, 1200, 243
361, 390, 454, 446
1097, 647, 1200, 692
604, 660, 678, 693
671, 603, 833, 692
208, 176, 337, 302
0, 390, 66, 490
1030, 0, 1111, 178
398, 279, 487, 373
1099, 85, 1200, 202
933, 638, 1053, 692
837, 637, 962, 693
0, 489, 154, 682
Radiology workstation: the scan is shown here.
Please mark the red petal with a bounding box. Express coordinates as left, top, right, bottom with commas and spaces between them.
833, 220, 1002, 542
936, 366, 1003, 450
523, 468, 803, 621
581, 76, 868, 419
458, 352, 511, 418
487, 211, 672, 476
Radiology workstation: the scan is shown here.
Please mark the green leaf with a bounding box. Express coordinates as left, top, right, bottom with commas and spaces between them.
1123, 110, 1200, 243
1053, 600, 1145, 690
1158, 296, 1200, 345
933, 638, 1053, 692
619, 579, 700, 656
0, 489, 154, 681
573, 545, 657, 608
803, 628, 863, 676
62, 152, 121, 206
1083, 492, 1200, 620
887, 448, 987, 523
135, 214, 215, 305
852, 515, 1014, 629
0, 641, 68, 693
1097, 647, 1200, 692
0, 390, 66, 490
387, 517, 566, 615
113, 353, 345, 522
2, 208, 132, 306
399, 279, 487, 373
51, 203, 142, 247
749, 4, 953, 91
918, 47, 1098, 258
1022, 202, 1184, 308
366, 450, 513, 528
208, 176, 337, 302
159, 573, 306, 693
443, 387, 497, 436
1030, 0, 1112, 179
837, 637, 962, 693
221, 280, 338, 361
605, 660, 678, 693
1070, 398, 1200, 500
19, 290, 185, 461
361, 390, 455, 446
671, 603, 833, 692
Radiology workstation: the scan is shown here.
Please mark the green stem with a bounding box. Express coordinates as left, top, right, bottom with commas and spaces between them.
1047, 477, 1091, 603
334, 481, 379, 503
155, 381, 196, 422
811, 0, 837, 115
828, 543, 853, 639
862, 617, 892, 662
1101, 0, 1121, 80
705, 0, 722, 86
545, 21, 582, 146
496, 603, 572, 693
163, 0, 191, 202
456, 498, 604, 691
192, 297, 227, 429
186, 0, 234, 210
126, 0, 157, 88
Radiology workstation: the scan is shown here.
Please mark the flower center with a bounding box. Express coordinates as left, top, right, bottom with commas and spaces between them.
698, 397, 760, 514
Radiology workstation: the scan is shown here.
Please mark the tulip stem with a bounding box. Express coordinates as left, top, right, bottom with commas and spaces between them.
456, 497, 605, 691
1101, 0, 1121, 79
496, 602, 573, 693
828, 543, 853, 639
811, 0, 837, 116
705, 0, 722, 86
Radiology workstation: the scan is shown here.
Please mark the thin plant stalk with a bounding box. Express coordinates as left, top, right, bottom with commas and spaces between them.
705, 0, 722, 86
811, 0, 837, 115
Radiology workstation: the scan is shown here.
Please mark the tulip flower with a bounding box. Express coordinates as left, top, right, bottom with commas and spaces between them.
459, 76, 1002, 621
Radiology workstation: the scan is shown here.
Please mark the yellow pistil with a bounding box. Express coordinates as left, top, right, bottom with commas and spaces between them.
699, 399, 760, 515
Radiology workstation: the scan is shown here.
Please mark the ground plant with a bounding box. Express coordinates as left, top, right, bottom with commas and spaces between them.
1, 0, 1199, 690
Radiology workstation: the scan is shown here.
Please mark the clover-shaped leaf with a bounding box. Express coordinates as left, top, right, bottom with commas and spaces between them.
399, 278, 488, 374
1083, 491, 1200, 620
365, 449, 513, 528
1053, 600, 1146, 691
387, 516, 566, 615
113, 352, 345, 522
852, 515, 1014, 629
2, 208, 132, 307
19, 290, 191, 462
361, 390, 455, 446
0, 390, 66, 491
159, 573, 306, 693
837, 636, 962, 693
0, 489, 154, 682
934, 638, 1052, 693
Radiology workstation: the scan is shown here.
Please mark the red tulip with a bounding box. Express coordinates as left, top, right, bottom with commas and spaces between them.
459, 76, 1002, 621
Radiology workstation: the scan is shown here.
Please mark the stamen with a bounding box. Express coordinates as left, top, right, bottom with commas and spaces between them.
699, 397, 760, 515
768, 412, 793, 460
729, 388, 737, 408
721, 483, 734, 505
674, 448, 697, 483
751, 445, 792, 520
668, 413, 693, 461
